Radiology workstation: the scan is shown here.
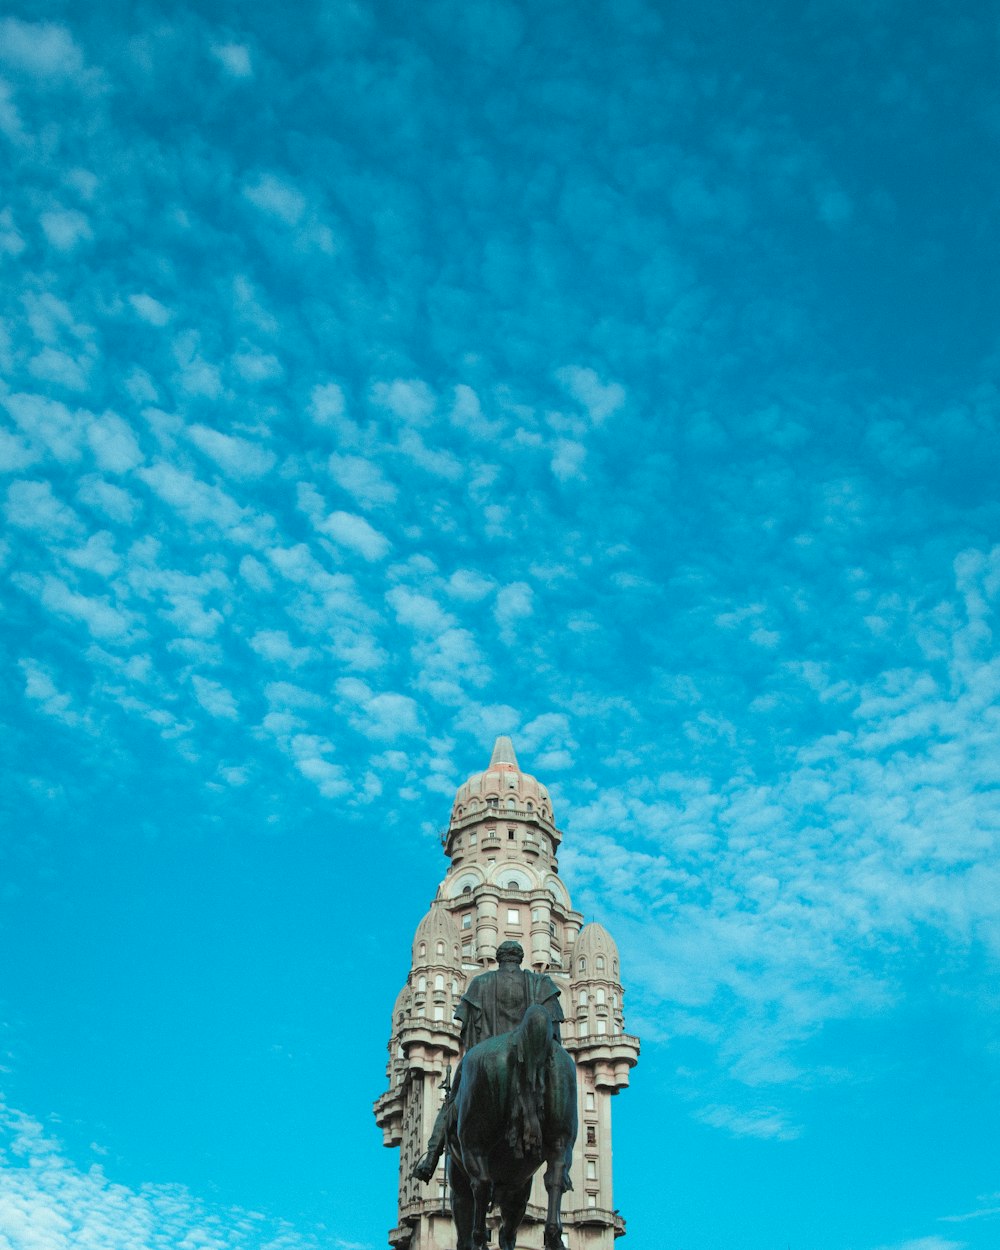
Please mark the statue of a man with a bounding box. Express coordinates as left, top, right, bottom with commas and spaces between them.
412, 940, 564, 1182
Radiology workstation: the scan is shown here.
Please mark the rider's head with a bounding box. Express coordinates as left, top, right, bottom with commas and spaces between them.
496, 940, 524, 966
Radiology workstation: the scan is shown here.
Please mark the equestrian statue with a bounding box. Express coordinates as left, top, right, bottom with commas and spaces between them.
413, 940, 578, 1250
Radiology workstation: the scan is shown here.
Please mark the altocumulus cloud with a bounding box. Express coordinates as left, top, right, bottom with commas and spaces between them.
0, 1098, 344, 1250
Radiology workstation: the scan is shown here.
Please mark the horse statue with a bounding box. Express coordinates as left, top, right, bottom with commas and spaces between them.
447, 1003, 578, 1250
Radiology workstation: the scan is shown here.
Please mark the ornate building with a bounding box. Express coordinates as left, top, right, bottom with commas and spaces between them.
373, 737, 639, 1250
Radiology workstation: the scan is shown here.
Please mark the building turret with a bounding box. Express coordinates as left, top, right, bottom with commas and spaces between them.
375, 737, 639, 1250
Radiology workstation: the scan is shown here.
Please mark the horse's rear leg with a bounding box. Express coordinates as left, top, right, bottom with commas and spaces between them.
494, 1179, 531, 1250
542, 1139, 572, 1249
450, 1163, 474, 1250
461, 1154, 492, 1250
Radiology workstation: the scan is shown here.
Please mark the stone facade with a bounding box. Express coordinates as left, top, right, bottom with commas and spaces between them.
374, 737, 639, 1250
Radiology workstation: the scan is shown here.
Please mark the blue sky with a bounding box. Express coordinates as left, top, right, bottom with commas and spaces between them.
1, 2, 998, 1248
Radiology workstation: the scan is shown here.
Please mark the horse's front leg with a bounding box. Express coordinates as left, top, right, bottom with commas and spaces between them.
494, 1178, 531, 1250
542, 1138, 572, 1249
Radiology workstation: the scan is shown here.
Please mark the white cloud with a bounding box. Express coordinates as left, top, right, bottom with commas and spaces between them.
550, 438, 586, 481
495, 581, 533, 642
554, 364, 625, 423
243, 173, 307, 225
20, 659, 81, 726
0, 1097, 328, 1249
129, 293, 171, 326
5, 479, 81, 536
386, 586, 453, 634
250, 630, 315, 668
34, 574, 135, 642
76, 476, 140, 523
445, 569, 495, 601
335, 680, 421, 741
212, 42, 253, 78
4, 392, 88, 462
191, 675, 238, 719
370, 378, 435, 425
40, 207, 92, 251
328, 453, 397, 508
28, 346, 91, 391
873, 1239, 966, 1250
694, 1102, 800, 1141
232, 348, 282, 383
86, 412, 143, 473
309, 381, 347, 426
187, 425, 276, 479
320, 510, 390, 561
0, 19, 86, 79
137, 462, 250, 535
0, 430, 39, 473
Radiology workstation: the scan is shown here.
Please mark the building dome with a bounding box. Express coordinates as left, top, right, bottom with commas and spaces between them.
449, 736, 556, 828
571, 922, 621, 981
411, 901, 461, 967
391, 983, 412, 1032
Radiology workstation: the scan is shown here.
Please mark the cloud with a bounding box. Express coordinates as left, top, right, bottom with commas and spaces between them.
495, 581, 533, 643
250, 630, 315, 668
694, 1102, 800, 1141
243, 173, 307, 225
553, 365, 625, 423
873, 1240, 966, 1250
191, 675, 239, 719
550, 438, 586, 481
0, 19, 85, 80
445, 569, 495, 601
5, 479, 82, 536
370, 378, 435, 425
336, 680, 422, 741
327, 453, 398, 508
137, 462, 252, 536
86, 412, 143, 473
212, 42, 253, 78
40, 207, 93, 251
386, 586, 453, 634
319, 510, 390, 561
187, 425, 276, 479
0, 1096, 328, 1249
129, 293, 171, 326
31, 574, 136, 642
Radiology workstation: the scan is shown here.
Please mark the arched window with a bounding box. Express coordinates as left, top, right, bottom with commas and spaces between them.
596, 955, 605, 972
507, 797, 516, 808
579, 990, 588, 1007
613, 959, 618, 975
419, 942, 426, 957
434, 974, 445, 991
436, 940, 445, 956
596, 988, 606, 1005
417, 976, 426, 992
578, 958, 587, 974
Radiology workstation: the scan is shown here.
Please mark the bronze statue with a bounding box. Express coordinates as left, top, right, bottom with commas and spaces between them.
413, 941, 576, 1250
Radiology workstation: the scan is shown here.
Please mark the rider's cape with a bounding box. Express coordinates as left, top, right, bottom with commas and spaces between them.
455, 969, 564, 1050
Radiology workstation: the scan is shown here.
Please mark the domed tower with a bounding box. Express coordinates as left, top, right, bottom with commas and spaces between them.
374, 738, 640, 1250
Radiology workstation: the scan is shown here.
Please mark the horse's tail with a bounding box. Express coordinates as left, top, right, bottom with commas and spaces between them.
508, 1004, 551, 1158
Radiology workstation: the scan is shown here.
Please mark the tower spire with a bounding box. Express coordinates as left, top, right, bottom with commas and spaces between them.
489, 735, 519, 769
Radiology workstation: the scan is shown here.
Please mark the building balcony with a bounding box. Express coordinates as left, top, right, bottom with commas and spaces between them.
565, 1207, 627, 1236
